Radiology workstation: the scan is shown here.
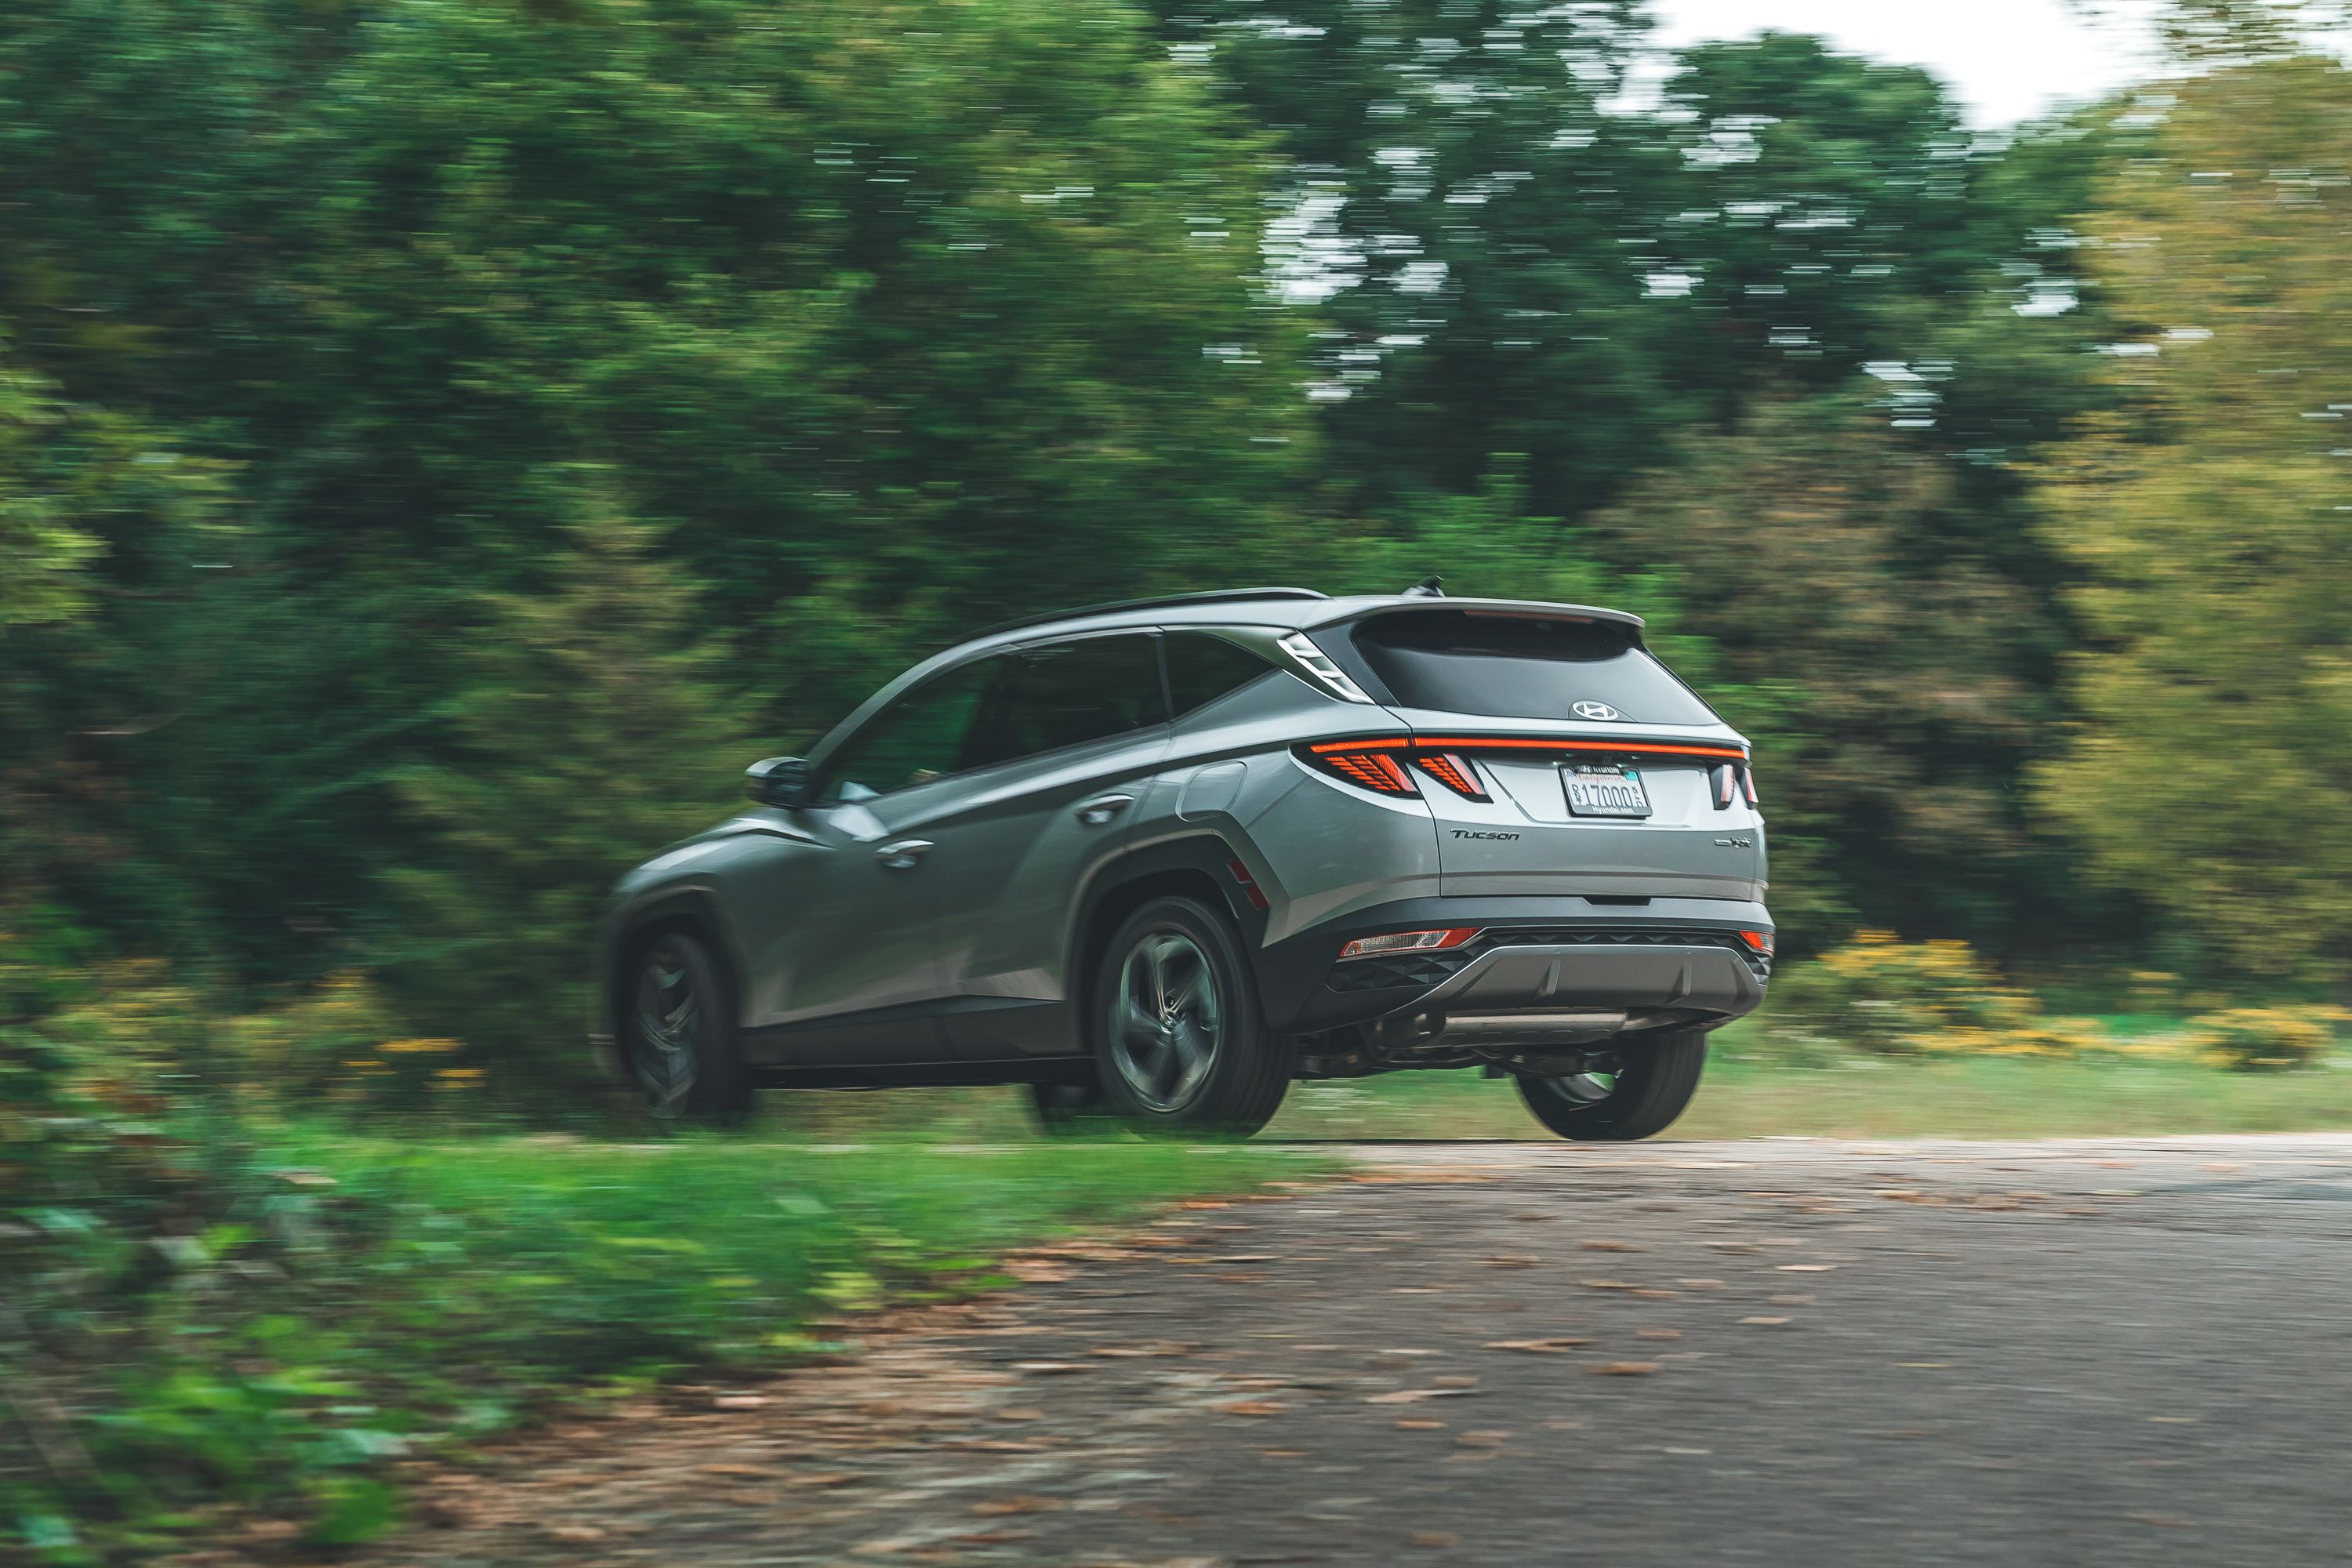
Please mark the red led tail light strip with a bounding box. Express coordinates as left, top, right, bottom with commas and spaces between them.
1306, 735, 1748, 763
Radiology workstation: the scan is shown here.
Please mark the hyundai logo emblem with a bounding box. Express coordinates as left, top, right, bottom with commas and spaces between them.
1572, 701, 1621, 721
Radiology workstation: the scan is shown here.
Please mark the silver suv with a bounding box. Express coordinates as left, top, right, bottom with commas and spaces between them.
592, 586, 1770, 1138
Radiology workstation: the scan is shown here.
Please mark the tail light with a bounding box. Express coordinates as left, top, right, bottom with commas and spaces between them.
1414, 751, 1489, 801
1339, 927, 1481, 961
1741, 764, 1760, 806
1301, 746, 1419, 796
1739, 930, 1774, 957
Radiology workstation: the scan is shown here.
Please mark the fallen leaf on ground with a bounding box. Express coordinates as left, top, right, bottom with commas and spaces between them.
1221, 1400, 1286, 1417
1637, 1329, 1682, 1341
712, 1394, 769, 1410
1411, 1530, 1461, 1548
1678, 1278, 1726, 1290
1776, 1265, 1836, 1273
699, 1463, 767, 1477
789, 1472, 865, 1488
1014, 1362, 1091, 1375
1484, 1338, 1590, 1353
1769, 1294, 1814, 1305
1631, 1288, 1677, 1300
1581, 1240, 1641, 1251
542, 1525, 607, 1544
1486, 1256, 1540, 1269
1395, 1418, 1447, 1430
1580, 1279, 1634, 1290
1457, 1430, 1509, 1447
1433, 1375, 1479, 1388
972, 1496, 1063, 1516
1365, 1388, 1476, 1403
1740, 1316, 1791, 1327
1586, 1361, 1662, 1376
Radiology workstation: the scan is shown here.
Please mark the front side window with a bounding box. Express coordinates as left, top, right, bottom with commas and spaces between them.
1347, 610, 1718, 725
816, 656, 1009, 804
981, 634, 1168, 764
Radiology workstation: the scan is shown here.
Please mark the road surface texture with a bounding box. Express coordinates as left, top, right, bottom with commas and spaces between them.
323, 1135, 2352, 1568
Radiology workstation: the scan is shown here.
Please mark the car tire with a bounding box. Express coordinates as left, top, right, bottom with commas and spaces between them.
622, 929, 753, 1127
1514, 1027, 1706, 1142
1027, 1079, 1111, 1136
1090, 895, 1288, 1138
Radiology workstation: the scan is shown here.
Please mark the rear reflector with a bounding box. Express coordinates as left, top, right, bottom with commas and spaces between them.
1741, 765, 1760, 806
1338, 927, 1481, 961
1224, 857, 1270, 912
1739, 930, 1774, 956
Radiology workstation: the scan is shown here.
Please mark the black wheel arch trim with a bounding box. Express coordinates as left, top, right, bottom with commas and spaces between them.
596, 884, 753, 1069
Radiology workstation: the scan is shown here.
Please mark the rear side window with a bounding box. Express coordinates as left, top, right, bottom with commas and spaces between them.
1163, 631, 1276, 719
1346, 611, 1718, 725
976, 633, 1168, 764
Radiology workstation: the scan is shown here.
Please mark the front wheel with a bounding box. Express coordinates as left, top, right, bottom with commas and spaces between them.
1091, 896, 1288, 1138
1515, 1028, 1707, 1142
623, 930, 753, 1126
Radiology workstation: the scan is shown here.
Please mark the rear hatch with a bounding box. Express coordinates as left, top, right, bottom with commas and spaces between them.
1312, 605, 1766, 901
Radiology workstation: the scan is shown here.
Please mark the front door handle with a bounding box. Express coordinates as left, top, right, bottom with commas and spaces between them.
874, 838, 934, 869
1074, 793, 1135, 827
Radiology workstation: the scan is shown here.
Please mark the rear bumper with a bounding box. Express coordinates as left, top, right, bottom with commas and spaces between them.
1370, 941, 1762, 1044
1256, 895, 1771, 1036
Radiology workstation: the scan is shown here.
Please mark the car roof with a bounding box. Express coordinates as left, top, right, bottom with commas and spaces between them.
949, 590, 1643, 658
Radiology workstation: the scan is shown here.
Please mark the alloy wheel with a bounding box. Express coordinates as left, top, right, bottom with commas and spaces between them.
633, 938, 701, 1115
1108, 930, 1223, 1112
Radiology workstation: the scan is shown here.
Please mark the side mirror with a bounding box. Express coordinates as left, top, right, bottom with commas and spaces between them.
745, 756, 811, 810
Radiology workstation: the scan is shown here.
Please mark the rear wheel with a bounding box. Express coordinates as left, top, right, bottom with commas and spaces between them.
1091, 896, 1288, 1138
623, 930, 752, 1126
1514, 1028, 1706, 1142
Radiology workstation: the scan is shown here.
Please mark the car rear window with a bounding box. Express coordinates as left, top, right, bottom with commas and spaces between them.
1345, 610, 1718, 725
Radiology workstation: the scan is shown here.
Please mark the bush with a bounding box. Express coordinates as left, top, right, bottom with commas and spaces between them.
1755, 930, 2044, 1057
1751, 932, 2350, 1069
2181, 1007, 2350, 1072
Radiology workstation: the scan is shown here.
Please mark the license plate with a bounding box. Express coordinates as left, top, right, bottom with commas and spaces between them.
1563, 765, 1652, 818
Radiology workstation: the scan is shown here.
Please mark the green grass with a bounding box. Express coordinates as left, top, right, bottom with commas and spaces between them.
7, 1127, 1330, 1560
1260, 1054, 2352, 1141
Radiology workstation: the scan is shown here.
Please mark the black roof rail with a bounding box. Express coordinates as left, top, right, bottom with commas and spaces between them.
968, 587, 1330, 641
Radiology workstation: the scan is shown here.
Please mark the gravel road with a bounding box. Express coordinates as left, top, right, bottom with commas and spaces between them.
334, 1134, 2352, 1568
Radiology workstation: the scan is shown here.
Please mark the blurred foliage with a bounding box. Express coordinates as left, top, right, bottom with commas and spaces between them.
2038, 54, 2352, 985
1, 976, 1323, 1555
1750, 931, 2347, 1069
0, 0, 2347, 1078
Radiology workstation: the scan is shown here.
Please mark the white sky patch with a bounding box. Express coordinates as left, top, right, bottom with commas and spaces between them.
1638, 0, 2168, 128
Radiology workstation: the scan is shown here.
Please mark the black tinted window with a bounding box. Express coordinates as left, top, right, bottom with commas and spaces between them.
982, 635, 1167, 763
817, 656, 1009, 803
1348, 611, 1717, 725
1164, 632, 1275, 719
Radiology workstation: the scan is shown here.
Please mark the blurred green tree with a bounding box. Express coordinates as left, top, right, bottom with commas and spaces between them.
0, 0, 1314, 1007
2038, 53, 2352, 984
383, 490, 757, 1076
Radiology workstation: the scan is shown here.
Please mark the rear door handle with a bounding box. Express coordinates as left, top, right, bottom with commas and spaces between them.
1074, 793, 1135, 826
874, 838, 934, 869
